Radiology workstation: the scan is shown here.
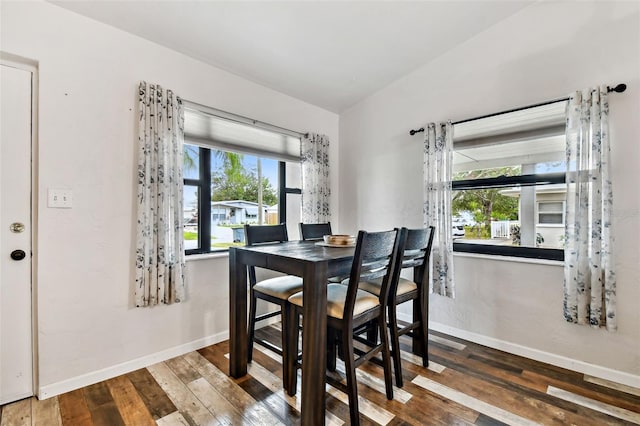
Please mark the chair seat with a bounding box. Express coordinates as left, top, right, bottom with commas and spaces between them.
253, 275, 304, 299
288, 284, 380, 319
357, 277, 417, 297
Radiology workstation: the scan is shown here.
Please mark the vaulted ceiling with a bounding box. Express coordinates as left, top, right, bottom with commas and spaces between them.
50, 1, 532, 113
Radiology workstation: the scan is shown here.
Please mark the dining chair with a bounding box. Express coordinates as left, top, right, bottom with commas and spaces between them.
244, 223, 304, 363
358, 226, 435, 387
299, 222, 332, 241
285, 229, 401, 425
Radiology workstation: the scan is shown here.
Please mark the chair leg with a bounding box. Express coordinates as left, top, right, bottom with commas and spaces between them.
415, 296, 429, 367
378, 316, 394, 400
247, 288, 257, 363
327, 327, 337, 372
388, 304, 404, 388
283, 306, 299, 396
341, 329, 360, 426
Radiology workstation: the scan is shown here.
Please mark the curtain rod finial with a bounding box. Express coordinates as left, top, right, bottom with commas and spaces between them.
409, 127, 424, 136
608, 83, 627, 93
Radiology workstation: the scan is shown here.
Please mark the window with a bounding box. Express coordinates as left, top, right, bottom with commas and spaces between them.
183, 145, 301, 254
537, 201, 564, 225
182, 105, 302, 254
451, 101, 567, 260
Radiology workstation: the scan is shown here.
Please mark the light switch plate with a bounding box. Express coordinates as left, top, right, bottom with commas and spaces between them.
48, 189, 73, 208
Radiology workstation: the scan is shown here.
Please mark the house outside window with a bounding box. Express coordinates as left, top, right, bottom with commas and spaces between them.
451, 101, 567, 260
182, 106, 302, 254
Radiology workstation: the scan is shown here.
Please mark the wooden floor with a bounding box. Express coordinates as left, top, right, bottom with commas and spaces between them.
1, 326, 639, 425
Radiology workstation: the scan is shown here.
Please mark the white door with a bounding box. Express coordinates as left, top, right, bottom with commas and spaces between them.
0, 63, 34, 404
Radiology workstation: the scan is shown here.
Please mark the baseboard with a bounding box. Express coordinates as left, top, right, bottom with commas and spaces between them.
397, 312, 640, 389
37, 330, 229, 400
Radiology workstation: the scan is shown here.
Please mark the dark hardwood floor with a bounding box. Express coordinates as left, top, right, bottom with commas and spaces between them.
1, 326, 639, 425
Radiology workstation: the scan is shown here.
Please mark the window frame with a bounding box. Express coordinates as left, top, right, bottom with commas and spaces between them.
184, 145, 300, 255
452, 173, 565, 261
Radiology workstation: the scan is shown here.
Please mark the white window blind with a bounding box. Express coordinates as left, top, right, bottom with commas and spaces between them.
183, 104, 302, 162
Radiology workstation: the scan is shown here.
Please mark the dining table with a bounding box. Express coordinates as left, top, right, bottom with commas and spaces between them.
229, 240, 355, 425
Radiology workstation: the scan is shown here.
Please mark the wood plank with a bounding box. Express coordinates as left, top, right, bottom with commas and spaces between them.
146, 361, 216, 426
126, 368, 177, 420
82, 382, 125, 426
31, 396, 62, 426
165, 356, 202, 385
186, 377, 246, 425
155, 411, 191, 426
584, 374, 640, 396
58, 389, 92, 426
182, 350, 282, 425
105, 375, 155, 426
584, 375, 640, 398
0, 398, 31, 426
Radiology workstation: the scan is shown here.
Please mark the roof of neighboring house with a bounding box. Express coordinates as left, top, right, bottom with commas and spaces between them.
500, 183, 566, 197
211, 200, 272, 215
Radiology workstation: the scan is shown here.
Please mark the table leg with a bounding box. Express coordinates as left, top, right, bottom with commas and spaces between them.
229, 248, 248, 378
301, 262, 327, 425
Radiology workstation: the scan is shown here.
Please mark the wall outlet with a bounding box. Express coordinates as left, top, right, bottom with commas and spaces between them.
48, 189, 73, 208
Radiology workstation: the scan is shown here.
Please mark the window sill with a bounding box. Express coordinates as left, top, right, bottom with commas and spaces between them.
453, 251, 563, 266
186, 251, 229, 262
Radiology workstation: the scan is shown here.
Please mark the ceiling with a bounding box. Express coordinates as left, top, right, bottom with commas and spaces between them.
50, 1, 532, 113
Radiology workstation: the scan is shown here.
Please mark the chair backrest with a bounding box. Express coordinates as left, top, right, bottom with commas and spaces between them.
244, 223, 289, 246
299, 222, 332, 241
244, 224, 289, 285
388, 226, 435, 297
343, 229, 401, 323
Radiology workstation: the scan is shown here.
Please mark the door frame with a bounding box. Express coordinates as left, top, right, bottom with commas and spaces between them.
1, 52, 39, 400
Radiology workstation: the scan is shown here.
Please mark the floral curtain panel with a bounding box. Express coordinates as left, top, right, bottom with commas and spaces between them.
135, 81, 186, 307
301, 133, 330, 223
563, 87, 616, 331
423, 122, 455, 298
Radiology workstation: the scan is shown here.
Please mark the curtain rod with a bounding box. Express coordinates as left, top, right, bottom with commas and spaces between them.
408, 83, 627, 136
183, 99, 309, 139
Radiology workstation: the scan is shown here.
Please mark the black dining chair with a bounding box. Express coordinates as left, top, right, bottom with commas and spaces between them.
244, 224, 303, 364
285, 229, 401, 425
299, 222, 332, 241
358, 226, 435, 387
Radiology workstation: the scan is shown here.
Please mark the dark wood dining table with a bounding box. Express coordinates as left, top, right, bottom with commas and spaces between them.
229, 240, 355, 425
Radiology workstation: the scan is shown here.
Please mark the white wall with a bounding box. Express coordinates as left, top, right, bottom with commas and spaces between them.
339, 1, 640, 386
1, 1, 339, 397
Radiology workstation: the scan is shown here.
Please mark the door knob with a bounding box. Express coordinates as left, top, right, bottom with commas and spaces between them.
10, 250, 26, 261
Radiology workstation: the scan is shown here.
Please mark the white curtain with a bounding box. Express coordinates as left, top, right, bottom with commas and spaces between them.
301, 133, 330, 223
563, 87, 616, 331
135, 81, 186, 307
423, 122, 455, 298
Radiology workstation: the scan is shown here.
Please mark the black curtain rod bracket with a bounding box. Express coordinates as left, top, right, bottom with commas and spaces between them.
409, 82, 627, 136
